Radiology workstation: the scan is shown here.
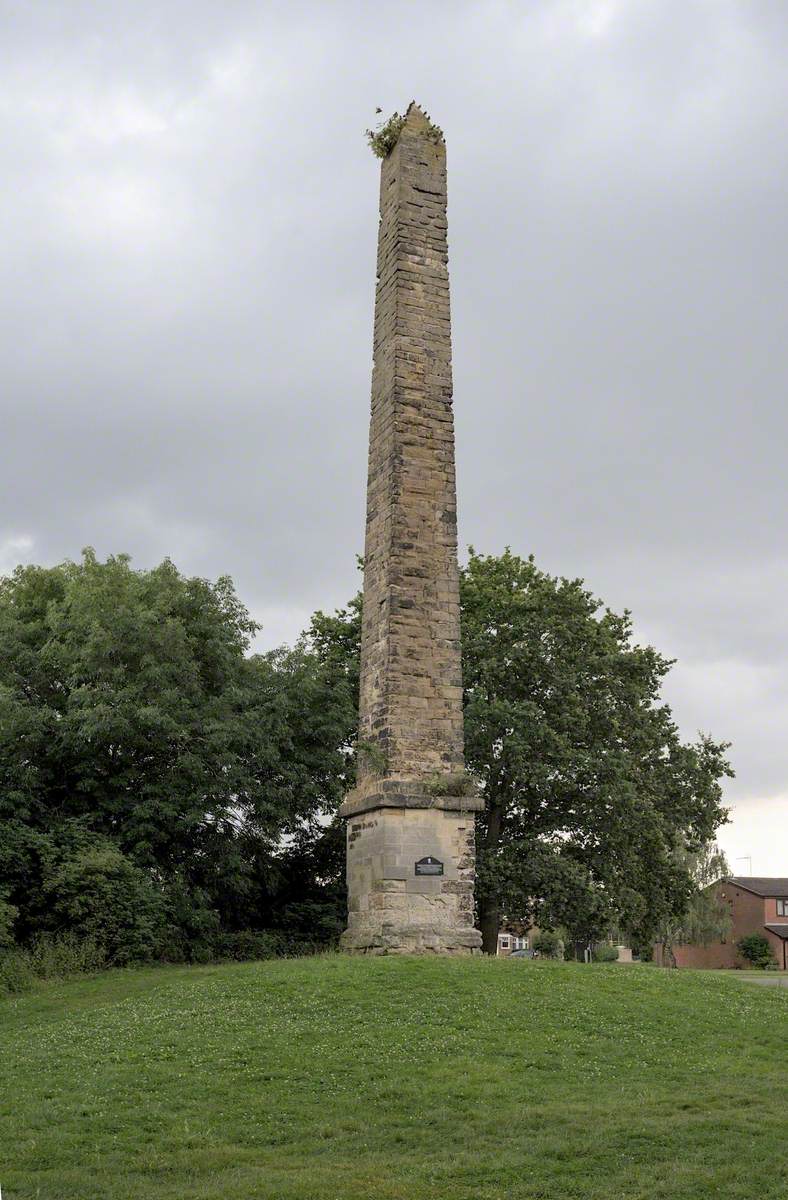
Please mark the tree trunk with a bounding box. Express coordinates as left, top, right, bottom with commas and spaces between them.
661, 939, 677, 968
479, 897, 500, 956
479, 796, 504, 955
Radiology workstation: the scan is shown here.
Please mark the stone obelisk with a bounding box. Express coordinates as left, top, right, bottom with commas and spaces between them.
339, 103, 483, 954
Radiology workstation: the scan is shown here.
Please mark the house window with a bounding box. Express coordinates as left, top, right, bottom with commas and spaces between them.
513, 936, 528, 951
777, 900, 788, 916
499, 937, 510, 950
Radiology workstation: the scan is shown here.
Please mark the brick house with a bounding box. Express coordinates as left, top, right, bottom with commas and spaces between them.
655, 876, 788, 969
497, 923, 537, 956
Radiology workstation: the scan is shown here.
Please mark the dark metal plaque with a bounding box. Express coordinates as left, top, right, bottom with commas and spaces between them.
415, 856, 444, 876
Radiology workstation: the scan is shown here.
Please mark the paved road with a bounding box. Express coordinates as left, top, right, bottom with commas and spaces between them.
735, 974, 788, 988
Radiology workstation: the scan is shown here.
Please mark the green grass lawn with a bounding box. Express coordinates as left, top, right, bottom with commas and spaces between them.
1, 956, 786, 1200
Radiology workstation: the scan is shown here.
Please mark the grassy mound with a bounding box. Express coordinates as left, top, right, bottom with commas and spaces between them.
0, 956, 785, 1199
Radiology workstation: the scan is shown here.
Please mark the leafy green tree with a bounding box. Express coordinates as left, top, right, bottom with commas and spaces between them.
656, 843, 731, 967
0, 550, 258, 867
307, 591, 362, 732
41, 833, 166, 964
304, 550, 732, 955
461, 550, 732, 953
263, 819, 348, 944
0, 551, 355, 957
487, 844, 615, 951
1, 546, 731, 963
0, 893, 17, 951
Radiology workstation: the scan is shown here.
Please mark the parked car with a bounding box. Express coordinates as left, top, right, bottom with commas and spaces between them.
510, 949, 534, 959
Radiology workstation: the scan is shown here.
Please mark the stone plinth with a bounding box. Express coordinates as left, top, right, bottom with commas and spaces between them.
343, 802, 479, 955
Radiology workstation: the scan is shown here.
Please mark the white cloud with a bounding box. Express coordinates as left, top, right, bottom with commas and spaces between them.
717, 794, 788, 876
0, 535, 35, 577
569, 0, 623, 39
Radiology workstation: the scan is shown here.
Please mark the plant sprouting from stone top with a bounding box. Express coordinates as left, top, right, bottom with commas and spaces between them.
356, 739, 388, 776
424, 771, 477, 799
366, 112, 406, 158
365, 107, 444, 159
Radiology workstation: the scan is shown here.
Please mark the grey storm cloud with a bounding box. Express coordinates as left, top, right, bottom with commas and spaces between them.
2, 1, 787, 867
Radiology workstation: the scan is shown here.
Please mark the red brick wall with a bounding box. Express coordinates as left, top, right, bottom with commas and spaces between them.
669, 941, 737, 969
654, 882, 787, 970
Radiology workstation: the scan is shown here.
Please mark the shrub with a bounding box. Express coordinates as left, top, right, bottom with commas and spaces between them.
216, 931, 325, 961
737, 933, 777, 970
0, 949, 35, 995
43, 840, 166, 965
0, 933, 107, 998
24, 932, 107, 978
533, 930, 564, 959
0, 894, 18, 950
159, 876, 221, 963
592, 944, 619, 963
271, 934, 325, 958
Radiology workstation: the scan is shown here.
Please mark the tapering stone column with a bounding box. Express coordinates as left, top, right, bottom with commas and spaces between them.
339, 104, 483, 954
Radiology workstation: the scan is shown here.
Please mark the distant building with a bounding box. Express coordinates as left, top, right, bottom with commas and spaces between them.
497, 924, 633, 961
497, 923, 537, 956
655, 876, 788, 969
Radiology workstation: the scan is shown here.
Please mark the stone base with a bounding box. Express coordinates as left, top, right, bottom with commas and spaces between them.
341, 922, 481, 956
341, 798, 481, 956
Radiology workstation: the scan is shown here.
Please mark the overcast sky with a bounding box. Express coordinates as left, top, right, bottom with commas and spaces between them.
2, 0, 786, 872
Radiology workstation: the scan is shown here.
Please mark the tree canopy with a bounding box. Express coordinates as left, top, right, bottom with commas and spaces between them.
655, 842, 732, 966
0, 551, 355, 960
307, 549, 732, 954
462, 550, 732, 952
0, 547, 732, 964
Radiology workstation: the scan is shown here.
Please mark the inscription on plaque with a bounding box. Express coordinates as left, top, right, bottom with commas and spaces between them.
415, 856, 444, 876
